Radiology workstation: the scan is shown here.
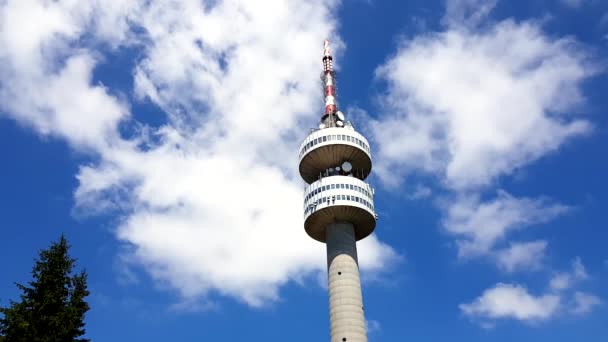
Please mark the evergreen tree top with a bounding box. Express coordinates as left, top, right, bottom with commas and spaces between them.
0, 234, 90, 342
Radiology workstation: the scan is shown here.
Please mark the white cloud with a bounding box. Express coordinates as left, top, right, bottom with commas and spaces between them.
442, 191, 568, 258
462, 258, 601, 325
443, 0, 498, 29
571, 292, 601, 315
460, 283, 561, 322
0, 0, 397, 307
550, 257, 588, 291
408, 185, 432, 200
496, 240, 547, 273
0, 0, 130, 150
371, 19, 593, 190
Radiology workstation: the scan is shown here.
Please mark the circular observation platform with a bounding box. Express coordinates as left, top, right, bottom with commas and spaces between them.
299, 127, 372, 184
303, 176, 376, 242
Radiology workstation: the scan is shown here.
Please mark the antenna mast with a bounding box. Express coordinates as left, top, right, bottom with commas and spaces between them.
321, 40, 338, 128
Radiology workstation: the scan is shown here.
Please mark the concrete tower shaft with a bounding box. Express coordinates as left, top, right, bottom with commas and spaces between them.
327, 223, 367, 342
298, 40, 376, 342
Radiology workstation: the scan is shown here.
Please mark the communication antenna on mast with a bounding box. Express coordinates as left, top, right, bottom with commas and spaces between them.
321, 40, 342, 128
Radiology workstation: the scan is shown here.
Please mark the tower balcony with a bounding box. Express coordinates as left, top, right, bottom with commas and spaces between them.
298, 127, 372, 184
303, 175, 376, 242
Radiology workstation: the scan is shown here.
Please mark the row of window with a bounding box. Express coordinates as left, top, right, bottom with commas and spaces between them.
305, 183, 373, 203
300, 133, 370, 157
304, 194, 375, 215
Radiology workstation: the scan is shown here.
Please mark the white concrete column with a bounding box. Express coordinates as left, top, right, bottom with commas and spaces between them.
326, 222, 367, 342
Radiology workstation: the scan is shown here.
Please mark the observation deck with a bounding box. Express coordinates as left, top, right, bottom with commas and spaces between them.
299, 127, 372, 184
303, 176, 376, 242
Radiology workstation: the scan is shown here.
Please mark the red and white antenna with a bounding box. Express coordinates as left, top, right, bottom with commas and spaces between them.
322, 40, 337, 121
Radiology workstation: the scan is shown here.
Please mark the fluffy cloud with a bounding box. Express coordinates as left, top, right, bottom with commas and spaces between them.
460, 283, 560, 322
0, 0, 130, 150
371, 20, 592, 190
0, 0, 397, 307
461, 258, 600, 324
571, 292, 602, 315
550, 257, 588, 291
495, 240, 547, 273
442, 191, 568, 258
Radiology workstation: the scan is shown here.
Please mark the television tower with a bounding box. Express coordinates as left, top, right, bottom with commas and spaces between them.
299, 40, 376, 342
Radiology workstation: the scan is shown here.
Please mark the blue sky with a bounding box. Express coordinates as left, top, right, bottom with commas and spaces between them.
1, 0, 607, 341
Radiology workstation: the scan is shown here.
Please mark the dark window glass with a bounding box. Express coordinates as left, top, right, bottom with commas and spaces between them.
331, 184, 336, 189
347, 195, 351, 201
323, 136, 327, 142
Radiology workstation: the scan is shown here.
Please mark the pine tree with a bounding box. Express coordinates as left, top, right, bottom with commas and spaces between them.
0, 235, 90, 341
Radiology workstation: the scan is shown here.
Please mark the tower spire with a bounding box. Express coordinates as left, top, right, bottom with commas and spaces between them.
322, 40, 338, 125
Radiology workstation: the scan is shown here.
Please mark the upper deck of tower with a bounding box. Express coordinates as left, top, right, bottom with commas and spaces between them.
298, 40, 373, 185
